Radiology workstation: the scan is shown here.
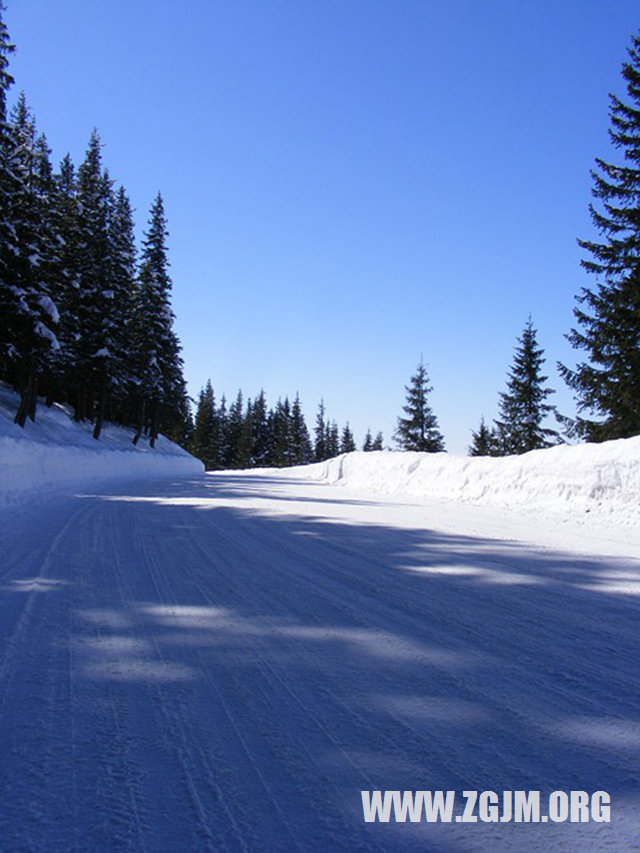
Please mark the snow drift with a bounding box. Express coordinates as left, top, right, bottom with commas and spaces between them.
297, 439, 640, 525
0, 384, 203, 503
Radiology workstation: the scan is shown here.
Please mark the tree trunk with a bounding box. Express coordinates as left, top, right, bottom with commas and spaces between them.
14, 364, 37, 428
93, 385, 106, 440
149, 399, 159, 449
132, 396, 146, 445
28, 375, 38, 421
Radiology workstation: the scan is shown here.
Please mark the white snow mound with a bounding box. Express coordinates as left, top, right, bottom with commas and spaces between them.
295, 440, 640, 524
0, 384, 203, 503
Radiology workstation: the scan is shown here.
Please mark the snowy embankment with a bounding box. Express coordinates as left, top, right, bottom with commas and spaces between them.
0, 384, 203, 503
297, 438, 640, 525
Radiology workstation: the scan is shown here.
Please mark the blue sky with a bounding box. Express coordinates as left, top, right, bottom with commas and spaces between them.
5, 1, 640, 453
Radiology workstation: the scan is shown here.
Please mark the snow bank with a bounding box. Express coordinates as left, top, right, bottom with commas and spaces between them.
0, 384, 203, 504
297, 439, 640, 524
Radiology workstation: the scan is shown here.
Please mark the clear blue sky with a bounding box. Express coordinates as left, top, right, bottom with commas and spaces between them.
5, 1, 639, 453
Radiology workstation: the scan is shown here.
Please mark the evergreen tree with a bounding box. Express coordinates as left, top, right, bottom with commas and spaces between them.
559, 32, 640, 440
108, 185, 137, 424
191, 381, 216, 469
495, 318, 559, 454
326, 420, 340, 458
217, 394, 229, 466
48, 153, 82, 403
371, 431, 384, 451
7, 95, 60, 426
362, 428, 373, 451
314, 400, 327, 461
395, 360, 445, 452
71, 130, 114, 427
234, 396, 254, 469
251, 389, 271, 466
340, 422, 356, 453
224, 389, 245, 467
271, 397, 294, 467
468, 416, 498, 456
131, 192, 187, 446
0, 9, 19, 378
291, 392, 312, 464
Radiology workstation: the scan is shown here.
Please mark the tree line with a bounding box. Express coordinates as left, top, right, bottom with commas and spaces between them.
190, 382, 383, 470
191, 28, 640, 465
0, 13, 189, 446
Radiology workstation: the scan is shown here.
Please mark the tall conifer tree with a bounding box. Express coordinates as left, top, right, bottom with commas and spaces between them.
7, 95, 60, 425
495, 318, 558, 454
0, 9, 19, 377
559, 32, 640, 440
395, 360, 445, 452
132, 193, 187, 446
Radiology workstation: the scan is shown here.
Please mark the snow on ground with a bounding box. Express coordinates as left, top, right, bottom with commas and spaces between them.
292, 440, 640, 528
0, 383, 203, 504
1, 406, 639, 851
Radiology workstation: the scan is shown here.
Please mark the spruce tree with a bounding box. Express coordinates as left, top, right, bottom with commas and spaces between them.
251, 389, 271, 466
326, 420, 340, 458
495, 318, 559, 454
291, 393, 312, 464
234, 396, 254, 469
0, 9, 19, 378
131, 193, 187, 446
395, 360, 445, 452
108, 185, 137, 424
191, 381, 216, 469
362, 428, 373, 452
7, 95, 60, 426
71, 130, 113, 427
270, 397, 294, 467
49, 153, 82, 403
468, 417, 498, 456
371, 431, 384, 451
559, 32, 640, 440
340, 422, 356, 453
314, 400, 327, 461
224, 389, 245, 466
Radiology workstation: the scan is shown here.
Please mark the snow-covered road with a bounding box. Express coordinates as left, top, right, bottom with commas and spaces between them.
1, 471, 639, 852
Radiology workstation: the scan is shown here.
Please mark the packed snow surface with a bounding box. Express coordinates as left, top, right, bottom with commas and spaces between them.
1, 415, 639, 850
0, 384, 203, 503
296, 440, 640, 527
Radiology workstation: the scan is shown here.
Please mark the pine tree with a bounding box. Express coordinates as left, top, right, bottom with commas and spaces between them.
108, 185, 137, 424
559, 32, 640, 441
271, 397, 295, 467
495, 318, 559, 454
291, 392, 312, 464
191, 381, 216, 469
468, 417, 498, 456
340, 422, 356, 453
48, 153, 82, 404
362, 428, 373, 452
326, 420, 340, 458
395, 360, 445, 452
0, 9, 19, 379
371, 431, 384, 451
7, 95, 60, 426
224, 389, 245, 467
131, 192, 187, 446
251, 389, 271, 466
217, 394, 229, 466
71, 130, 113, 427
234, 396, 254, 469
314, 400, 327, 461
